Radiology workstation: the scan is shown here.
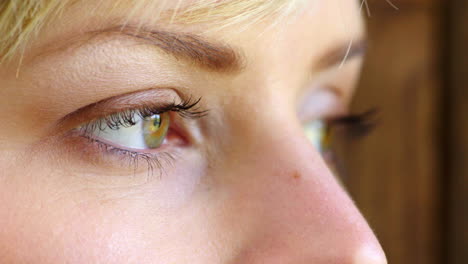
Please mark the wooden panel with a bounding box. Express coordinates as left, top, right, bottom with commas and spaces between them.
447, 0, 468, 263
337, 2, 443, 264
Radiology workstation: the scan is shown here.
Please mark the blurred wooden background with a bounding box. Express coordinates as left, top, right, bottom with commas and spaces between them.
338, 0, 467, 263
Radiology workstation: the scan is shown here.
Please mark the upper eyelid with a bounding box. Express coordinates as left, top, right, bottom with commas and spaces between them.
80, 96, 206, 132
54, 88, 194, 133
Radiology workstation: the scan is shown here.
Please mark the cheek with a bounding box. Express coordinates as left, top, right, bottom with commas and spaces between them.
0, 152, 215, 264
0, 183, 146, 263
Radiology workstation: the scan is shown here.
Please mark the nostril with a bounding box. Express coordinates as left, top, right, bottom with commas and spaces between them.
353, 246, 387, 264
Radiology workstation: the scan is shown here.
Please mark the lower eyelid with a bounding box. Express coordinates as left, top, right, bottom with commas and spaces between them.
60, 107, 199, 175
61, 131, 178, 175
92, 138, 177, 174
87, 134, 172, 158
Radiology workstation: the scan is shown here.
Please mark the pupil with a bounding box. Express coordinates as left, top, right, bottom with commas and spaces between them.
142, 113, 168, 149
152, 115, 161, 128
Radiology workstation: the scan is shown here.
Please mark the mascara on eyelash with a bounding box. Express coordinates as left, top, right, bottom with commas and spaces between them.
72, 97, 206, 178
79, 96, 207, 133
85, 135, 177, 177
329, 108, 379, 140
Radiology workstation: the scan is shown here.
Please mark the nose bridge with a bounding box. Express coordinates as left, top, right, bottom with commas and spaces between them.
225, 114, 386, 263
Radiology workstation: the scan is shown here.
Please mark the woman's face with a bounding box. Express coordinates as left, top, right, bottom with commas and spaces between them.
0, 0, 386, 263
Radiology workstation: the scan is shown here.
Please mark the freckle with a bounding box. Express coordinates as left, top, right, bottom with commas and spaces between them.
293, 171, 301, 180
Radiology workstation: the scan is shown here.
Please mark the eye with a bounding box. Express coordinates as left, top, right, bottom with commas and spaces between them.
60, 92, 206, 175
304, 120, 330, 154
142, 113, 170, 148
88, 112, 171, 150
304, 110, 378, 162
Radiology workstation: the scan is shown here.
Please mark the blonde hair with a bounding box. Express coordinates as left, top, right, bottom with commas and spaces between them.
0, 0, 305, 63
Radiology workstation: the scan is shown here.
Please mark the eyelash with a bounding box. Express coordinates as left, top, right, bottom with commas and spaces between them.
77, 97, 207, 176
80, 97, 207, 133
73, 96, 375, 177
319, 108, 378, 175
328, 108, 378, 140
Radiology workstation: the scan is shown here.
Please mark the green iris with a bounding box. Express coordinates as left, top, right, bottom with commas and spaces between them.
143, 113, 170, 149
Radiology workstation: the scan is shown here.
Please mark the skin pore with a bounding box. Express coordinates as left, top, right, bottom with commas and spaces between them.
0, 0, 387, 263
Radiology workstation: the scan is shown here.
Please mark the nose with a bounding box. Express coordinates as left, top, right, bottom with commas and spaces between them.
222, 110, 387, 264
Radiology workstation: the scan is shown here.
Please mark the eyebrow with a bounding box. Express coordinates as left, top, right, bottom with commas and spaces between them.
40, 25, 365, 75
91, 26, 365, 74
315, 38, 367, 71
94, 26, 245, 74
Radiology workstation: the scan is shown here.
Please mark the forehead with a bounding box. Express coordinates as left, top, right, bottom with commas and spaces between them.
40, 0, 363, 43
65, 0, 308, 26
52, 0, 357, 29
25, 0, 364, 71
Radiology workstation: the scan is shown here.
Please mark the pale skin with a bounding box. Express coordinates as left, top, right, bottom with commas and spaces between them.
0, 0, 387, 263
